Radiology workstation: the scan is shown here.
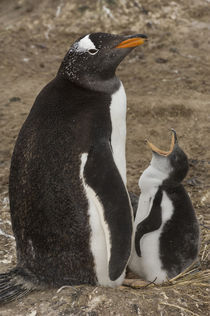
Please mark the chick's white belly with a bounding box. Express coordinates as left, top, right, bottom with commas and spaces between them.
129, 191, 174, 284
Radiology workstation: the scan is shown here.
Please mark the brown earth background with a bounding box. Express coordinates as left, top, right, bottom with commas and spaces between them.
0, 0, 209, 315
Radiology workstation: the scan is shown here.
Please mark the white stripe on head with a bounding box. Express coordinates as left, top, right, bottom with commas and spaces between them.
75, 34, 96, 52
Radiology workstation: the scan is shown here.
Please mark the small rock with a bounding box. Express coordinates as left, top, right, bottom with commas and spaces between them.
14, 5, 21, 10
155, 58, 168, 63
193, 41, 199, 48
35, 43, 47, 49
141, 6, 149, 15
9, 97, 21, 102
133, 303, 141, 314
169, 47, 179, 53
186, 177, 202, 186
78, 5, 89, 12
88, 312, 98, 316
146, 21, 152, 28
188, 159, 199, 167
27, 311, 37, 316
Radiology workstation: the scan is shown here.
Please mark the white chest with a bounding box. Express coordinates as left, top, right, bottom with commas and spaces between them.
134, 166, 167, 228
129, 166, 175, 283
137, 191, 174, 282
129, 186, 174, 283
109, 82, 127, 185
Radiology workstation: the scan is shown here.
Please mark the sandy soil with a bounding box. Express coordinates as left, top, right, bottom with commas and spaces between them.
0, 0, 209, 315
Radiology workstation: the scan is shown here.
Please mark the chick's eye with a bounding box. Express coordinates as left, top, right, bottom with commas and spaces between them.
88, 49, 99, 55
173, 154, 178, 162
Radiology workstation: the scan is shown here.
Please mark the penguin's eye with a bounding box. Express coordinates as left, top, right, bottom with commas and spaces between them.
88, 49, 99, 55
173, 154, 178, 162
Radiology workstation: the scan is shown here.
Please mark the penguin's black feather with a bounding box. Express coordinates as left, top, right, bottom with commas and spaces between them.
159, 182, 200, 278
135, 189, 163, 257
84, 141, 132, 281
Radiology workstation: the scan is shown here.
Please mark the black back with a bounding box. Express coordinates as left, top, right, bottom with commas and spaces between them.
159, 181, 199, 278
9, 77, 101, 285
9, 71, 133, 284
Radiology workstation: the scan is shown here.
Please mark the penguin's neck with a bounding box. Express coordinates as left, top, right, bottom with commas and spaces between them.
58, 65, 120, 94
139, 165, 168, 194
77, 74, 121, 94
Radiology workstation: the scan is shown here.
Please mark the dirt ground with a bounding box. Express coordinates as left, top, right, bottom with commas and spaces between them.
0, 0, 209, 315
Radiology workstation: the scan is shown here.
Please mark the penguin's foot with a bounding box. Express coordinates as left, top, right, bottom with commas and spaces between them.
123, 278, 152, 289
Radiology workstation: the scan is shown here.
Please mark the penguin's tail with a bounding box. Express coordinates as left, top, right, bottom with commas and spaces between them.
0, 268, 36, 304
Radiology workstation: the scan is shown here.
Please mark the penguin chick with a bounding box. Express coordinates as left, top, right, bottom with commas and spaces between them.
129, 129, 200, 284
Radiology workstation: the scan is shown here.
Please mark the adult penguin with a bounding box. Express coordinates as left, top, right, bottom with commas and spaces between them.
0, 32, 147, 303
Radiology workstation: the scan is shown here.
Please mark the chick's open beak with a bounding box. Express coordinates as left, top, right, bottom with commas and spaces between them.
147, 129, 177, 156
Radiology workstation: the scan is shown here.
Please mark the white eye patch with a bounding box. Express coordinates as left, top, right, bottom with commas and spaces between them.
75, 34, 96, 52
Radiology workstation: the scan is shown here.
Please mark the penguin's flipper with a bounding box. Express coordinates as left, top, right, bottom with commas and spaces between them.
84, 142, 133, 281
135, 189, 163, 257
